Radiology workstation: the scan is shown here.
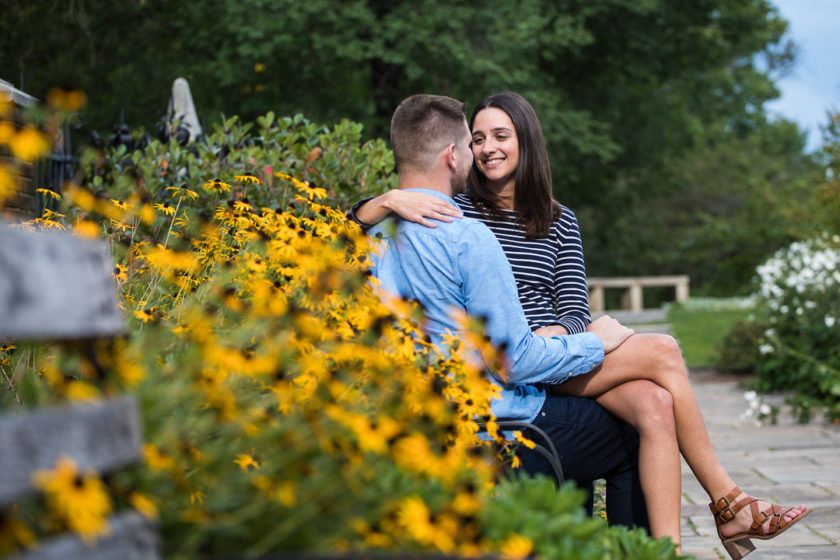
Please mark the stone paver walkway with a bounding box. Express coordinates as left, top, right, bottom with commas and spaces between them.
680, 371, 840, 559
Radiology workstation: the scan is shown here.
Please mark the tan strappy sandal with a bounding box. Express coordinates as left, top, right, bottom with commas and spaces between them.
709, 486, 812, 559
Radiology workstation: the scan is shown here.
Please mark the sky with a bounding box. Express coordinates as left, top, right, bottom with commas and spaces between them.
765, 0, 840, 152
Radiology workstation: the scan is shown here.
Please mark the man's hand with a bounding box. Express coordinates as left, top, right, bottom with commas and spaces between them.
586, 315, 635, 353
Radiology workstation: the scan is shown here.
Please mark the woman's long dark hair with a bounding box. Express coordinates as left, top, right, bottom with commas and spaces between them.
467, 92, 561, 238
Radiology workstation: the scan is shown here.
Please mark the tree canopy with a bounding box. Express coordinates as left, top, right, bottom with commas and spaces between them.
1, 0, 828, 294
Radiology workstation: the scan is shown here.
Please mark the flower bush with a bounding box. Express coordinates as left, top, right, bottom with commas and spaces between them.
738, 390, 779, 427
748, 234, 840, 422
85, 110, 397, 216
1, 95, 679, 559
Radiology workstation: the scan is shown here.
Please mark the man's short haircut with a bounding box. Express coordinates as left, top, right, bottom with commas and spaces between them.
390, 94, 467, 172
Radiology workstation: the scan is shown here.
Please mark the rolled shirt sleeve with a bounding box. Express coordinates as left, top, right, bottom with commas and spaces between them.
457, 222, 603, 385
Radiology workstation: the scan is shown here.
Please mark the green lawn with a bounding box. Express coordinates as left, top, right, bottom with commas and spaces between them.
667, 305, 751, 369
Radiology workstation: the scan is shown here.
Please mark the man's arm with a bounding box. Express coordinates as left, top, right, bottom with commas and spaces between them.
458, 222, 607, 385
535, 318, 633, 352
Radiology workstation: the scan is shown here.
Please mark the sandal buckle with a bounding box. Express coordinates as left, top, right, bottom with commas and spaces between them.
751, 510, 770, 531
714, 496, 737, 522
719, 505, 736, 522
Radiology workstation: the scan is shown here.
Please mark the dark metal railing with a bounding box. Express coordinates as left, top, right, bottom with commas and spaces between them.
33, 118, 79, 215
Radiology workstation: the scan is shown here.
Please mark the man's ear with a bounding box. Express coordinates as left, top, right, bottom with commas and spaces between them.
444, 143, 457, 170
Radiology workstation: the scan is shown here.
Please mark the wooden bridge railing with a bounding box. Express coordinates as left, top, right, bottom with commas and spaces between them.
588, 275, 689, 313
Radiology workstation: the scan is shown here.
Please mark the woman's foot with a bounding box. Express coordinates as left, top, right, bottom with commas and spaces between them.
711, 487, 809, 540
718, 494, 807, 539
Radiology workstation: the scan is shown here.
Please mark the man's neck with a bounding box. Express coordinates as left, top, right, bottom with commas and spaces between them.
397, 170, 452, 197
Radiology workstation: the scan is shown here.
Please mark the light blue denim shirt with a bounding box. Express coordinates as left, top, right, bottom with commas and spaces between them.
368, 188, 604, 423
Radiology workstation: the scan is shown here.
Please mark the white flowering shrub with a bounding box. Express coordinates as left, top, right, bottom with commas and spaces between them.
739, 390, 779, 426
751, 234, 840, 421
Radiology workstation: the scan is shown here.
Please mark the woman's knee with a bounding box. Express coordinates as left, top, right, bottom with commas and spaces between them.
634, 384, 676, 434
646, 334, 687, 377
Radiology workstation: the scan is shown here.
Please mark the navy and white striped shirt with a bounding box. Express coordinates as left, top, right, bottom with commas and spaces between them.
367, 189, 603, 423
348, 193, 592, 335
453, 194, 591, 334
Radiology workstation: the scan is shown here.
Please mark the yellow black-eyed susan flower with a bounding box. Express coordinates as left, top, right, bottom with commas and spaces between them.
0, 506, 37, 554
128, 492, 159, 521
35, 187, 61, 200
0, 166, 14, 204
133, 307, 159, 323
46, 88, 87, 112
9, 128, 49, 162
173, 212, 191, 229
0, 91, 12, 116
394, 496, 437, 545
142, 444, 175, 471
23, 216, 65, 231
73, 219, 100, 238
234, 173, 262, 185
203, 178, 231, 194
113, 264, 128, 283
274, 172, 327, 200
189, 489, 205, 506
166, 183, 199, 200
233, 200, 254, 213
154, 202, 176, 216
512, 430, 536, 450
234, 453, 260, 472
498, 533, 534, 559
32, 456, 112, 544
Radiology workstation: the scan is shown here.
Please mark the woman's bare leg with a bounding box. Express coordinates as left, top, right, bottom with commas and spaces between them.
596, 380, 681, 546
555, 333, 807, 539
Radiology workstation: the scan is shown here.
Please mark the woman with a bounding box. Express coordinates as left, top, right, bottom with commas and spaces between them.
349, 92, 809, 557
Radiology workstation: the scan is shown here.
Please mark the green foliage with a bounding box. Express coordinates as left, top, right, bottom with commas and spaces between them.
484, 477, 681, 559
83, 111, 395, 211
1, 0, 820, 294
817, 109, 840, 233
713, 107, 840, 396
716, 320, 766, 373
2, 105, 679, 558
748, 235, 840, 422
667, 301, 753, 369
584, 119, 822, 295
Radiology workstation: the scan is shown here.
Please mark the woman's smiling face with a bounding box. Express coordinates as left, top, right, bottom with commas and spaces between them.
471, 107, 520, 191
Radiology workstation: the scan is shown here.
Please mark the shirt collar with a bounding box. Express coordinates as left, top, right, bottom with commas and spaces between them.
401, 188, 457, 205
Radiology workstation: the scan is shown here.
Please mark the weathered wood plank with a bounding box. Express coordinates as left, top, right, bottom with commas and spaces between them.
0, 396, 143, 507
0, 79, 38, 107
0, 222, 124, 339
18, 511, 160, 560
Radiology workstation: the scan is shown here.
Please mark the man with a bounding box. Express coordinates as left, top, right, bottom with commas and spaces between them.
368, 94, 648, 530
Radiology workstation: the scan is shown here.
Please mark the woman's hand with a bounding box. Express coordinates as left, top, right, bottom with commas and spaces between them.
534, 325, 569, 337
586, 315, 635, 354
382, 190, 462, 228
355, 189, 462, 228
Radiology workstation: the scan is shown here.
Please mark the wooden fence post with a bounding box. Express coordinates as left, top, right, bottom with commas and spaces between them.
0, 223, 160, 559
